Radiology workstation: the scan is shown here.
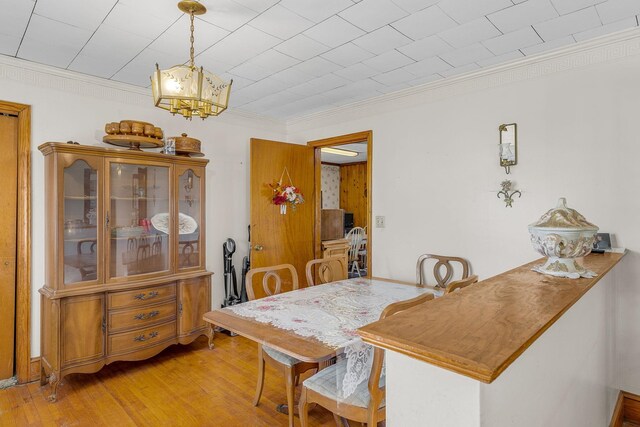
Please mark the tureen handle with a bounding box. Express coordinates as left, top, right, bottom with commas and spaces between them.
557, 197, 568, 209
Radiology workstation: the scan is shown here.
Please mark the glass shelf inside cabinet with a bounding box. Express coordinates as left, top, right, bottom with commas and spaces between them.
109, 162, 170, 278
63, 160, 98, 284
178, 169, 201, 269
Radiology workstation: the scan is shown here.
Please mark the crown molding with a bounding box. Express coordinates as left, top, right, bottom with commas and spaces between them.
286, 27, 640, 130
0, 54, 285, 131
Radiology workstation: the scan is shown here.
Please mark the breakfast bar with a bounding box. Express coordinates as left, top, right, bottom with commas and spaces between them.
359, 253, 625, 426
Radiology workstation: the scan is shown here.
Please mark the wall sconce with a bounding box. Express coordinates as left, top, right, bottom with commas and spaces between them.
497, 180, 521, 207
499, 123, 517, 174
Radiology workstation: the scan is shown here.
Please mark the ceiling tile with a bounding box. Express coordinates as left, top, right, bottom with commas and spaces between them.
438, 0, 513, 24
390, 0, 440, 13
303, 16, 366, 48
18, 14, 93, 67
0, 34, 21, 56
488, 0, 559, 33
362, 49, 414, 72
551, 0, 602, 15
197, 0, 258, 31
409, 74, 443, 85
274, 34, 330, 61
118, 0, 183, 21
338, 0, 409, 32
325, 78, 385, 100
533, 7, 601, 40
270, 67, 317, 85
219, 73, 256, 90
230, 49, 300, 79
333, 62, 380, 80
439, 43, 495, 67
438, 17, 502, 48
280, 0, 354, 23
34, 0, 116, 31
196, 25, 280, 67
69, 25, 152, 77
391, 5, 458, 40
113, 48, 186, 87
371, 67, 416, 85
397, 35, 453, 61
288, 56, 343, 77
232, 0, 280, 13
483, 26, 542, 55
520, 35, 576, 54
241, 90, 303, 113
476, 49, 524, 67
352, 25, 413, 55
235, 77, 290, 100
101, 3, 179, 40
150, 15, 229, 57
596, 0, 640, 25
321, 43, 375, 66
403, 56, 452, 76
0, 0, 34, 40
440, 63, 481, 76
573, 16, 637, 41
290, 73, 349, 96
376, 81, 410, 93
249, 5, 314, 39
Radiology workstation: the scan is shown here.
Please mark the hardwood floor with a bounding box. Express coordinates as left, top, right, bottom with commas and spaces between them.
0, 334, 336, 426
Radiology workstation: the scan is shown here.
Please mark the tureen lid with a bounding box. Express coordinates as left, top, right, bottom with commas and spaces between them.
528, 198, 598, 231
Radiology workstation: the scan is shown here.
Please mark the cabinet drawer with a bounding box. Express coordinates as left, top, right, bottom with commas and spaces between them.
108, 283, 176, 310
109, 300, 176, 333
108, 321, 176, 355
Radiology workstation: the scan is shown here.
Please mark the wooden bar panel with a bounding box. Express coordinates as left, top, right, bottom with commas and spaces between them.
359, 253, 625, 383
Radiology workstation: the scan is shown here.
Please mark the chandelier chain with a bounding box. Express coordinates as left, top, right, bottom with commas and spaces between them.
189, 11, 195, 69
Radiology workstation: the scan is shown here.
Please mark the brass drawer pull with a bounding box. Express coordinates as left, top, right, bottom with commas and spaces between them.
133, 310, 160, 321
133, 331, 159, 342
134, 290, 159, 300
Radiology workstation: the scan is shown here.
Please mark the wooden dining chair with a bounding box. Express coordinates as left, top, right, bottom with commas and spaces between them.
305, 256, 348, 286
445, 275, 479, 294
345, 226, 366, 277
416, 253, 471, 289
246, 264, 318, 427
299, 292, 435, 427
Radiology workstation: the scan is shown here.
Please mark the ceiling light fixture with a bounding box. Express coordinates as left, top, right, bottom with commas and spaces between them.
321, 147, 359, 157
151, 1, 232, 120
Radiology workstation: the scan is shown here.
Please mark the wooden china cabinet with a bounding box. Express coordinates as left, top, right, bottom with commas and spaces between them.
38, 142, 212, 401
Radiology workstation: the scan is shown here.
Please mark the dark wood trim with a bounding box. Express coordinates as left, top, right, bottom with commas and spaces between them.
308, 131, 372, 278
321, 161, 341, 167
0, 100, 31, 384
339, 161, 367, 167
29, 357, 41, 383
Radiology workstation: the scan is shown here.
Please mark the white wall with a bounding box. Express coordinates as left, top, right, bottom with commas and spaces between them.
0, 57, 287, 357
287, 31, 640, 395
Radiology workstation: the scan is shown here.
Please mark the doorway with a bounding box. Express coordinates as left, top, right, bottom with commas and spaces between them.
0, 100, 31, 384
308, 131, 372, 278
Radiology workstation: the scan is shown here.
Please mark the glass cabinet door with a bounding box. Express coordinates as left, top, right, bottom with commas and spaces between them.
108, 162, 171, 279
63, 159, 99, 284
177, 168, 202, 270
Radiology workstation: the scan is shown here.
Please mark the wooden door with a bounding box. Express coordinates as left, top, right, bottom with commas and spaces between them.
250, 139, 315, 291
0, 113, 18, 379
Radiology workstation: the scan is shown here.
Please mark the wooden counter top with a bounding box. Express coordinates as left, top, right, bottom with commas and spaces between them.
358, 253, 624, 383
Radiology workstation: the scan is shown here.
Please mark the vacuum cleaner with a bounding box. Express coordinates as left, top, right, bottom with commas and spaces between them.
222, 238, 241, 307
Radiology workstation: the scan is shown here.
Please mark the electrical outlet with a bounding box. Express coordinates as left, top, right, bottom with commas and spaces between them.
375, 216, 385, 228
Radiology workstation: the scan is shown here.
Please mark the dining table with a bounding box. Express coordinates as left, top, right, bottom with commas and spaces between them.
203, 277, 438, 403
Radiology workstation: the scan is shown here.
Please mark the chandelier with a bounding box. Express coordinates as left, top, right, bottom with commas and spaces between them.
151, 1, 232, 119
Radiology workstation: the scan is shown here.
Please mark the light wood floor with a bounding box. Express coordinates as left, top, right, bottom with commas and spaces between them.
0, 334, 336, 426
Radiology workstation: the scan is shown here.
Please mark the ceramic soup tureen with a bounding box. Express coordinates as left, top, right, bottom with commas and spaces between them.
528, 198, 599, 279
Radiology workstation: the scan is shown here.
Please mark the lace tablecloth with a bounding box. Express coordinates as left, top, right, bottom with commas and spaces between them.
225, 278, 433, 398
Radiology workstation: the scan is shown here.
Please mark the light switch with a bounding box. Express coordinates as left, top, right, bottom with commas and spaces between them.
375, 216, 385, 228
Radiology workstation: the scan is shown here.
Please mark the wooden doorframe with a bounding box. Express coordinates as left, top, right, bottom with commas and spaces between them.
0, 100, 31, 383
307, 131, 372, 277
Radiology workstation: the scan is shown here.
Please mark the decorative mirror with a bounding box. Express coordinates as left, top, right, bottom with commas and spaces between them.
498, 123, 517, 174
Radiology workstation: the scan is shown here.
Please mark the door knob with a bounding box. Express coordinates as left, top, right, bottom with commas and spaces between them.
253, 244, 264, 251
4, 261, 9, 266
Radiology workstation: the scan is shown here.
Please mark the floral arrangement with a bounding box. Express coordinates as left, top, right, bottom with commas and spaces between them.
269, 181, 304, 214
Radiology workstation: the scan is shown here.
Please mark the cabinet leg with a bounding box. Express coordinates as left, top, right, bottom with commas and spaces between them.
47, 372, 60, 402
207, 324, 215, 349
40, 366, 47, 386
